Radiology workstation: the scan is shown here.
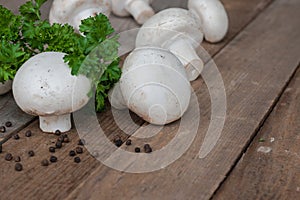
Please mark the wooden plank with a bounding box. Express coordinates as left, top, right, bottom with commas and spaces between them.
0, 0, 53, 141
214, 66, 300, 200
0, 0, 278, 199
0, 104, 144, 200
0, 0, 273, 141
0, 93, 35, 142
65, 0, 300, 199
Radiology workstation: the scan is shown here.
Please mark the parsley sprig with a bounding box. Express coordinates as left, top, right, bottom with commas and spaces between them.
0, 0, 121, 111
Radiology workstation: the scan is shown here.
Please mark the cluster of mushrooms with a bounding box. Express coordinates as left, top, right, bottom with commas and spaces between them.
108, 0, 229, 125
1, 0, 228, 133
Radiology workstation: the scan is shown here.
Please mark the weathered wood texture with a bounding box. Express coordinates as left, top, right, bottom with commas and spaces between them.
1, 0, 299, 200
0, 108, 144, 200
0, 93, 35, 142
0, 0, 273, 140
214, 66, 300, 200
65, 0, 300, 199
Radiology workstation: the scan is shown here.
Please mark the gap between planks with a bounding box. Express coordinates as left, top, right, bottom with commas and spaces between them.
64, 0, 300, 199
0, 0, 278, 199
213, 64, 300, 199
210, 63, 300, 200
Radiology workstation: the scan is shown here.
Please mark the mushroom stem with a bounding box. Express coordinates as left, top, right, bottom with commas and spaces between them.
39, 114, 71, 133
165, 39, 203, 81
125, 0, 154, 24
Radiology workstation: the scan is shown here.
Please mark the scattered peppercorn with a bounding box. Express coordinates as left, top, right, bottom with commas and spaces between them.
54, 130, 61, 136
78, 139, 85, 146
63, 137, 70, 143
0, 144, 2, 153
74, 157, 81, 163
125, 139, 132, 146
50, 156, 57, 163
41, 159, 49, 166
75, 147, 83, 154
69, 150, 76, 157
5, 153, 13, 161
13, 134, 20, 140
15, 163, 23, 171
55, 141, 63, 149
5, 121, 12, 127
28, 150, 35, 157
14, 156, 21, 162
25, 130, 32, 137
135, 147, 141, 153
49, 147, 56, 153
0, 126, 6, 133
57, 136, 64, 142
114, 139, 123, 147
144, 144, 152, 153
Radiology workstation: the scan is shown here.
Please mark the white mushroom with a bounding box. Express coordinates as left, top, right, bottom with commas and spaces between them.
109, 47, 191, 125
188, 0, 229, 43
13, 52, 91, 133
0, 80, 12, 95
49, 0, 111, 32
111, 0, 155, 24
136, 8, 204, 81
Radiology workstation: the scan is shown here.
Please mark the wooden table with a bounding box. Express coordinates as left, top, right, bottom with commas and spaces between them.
0, 0, 299, 199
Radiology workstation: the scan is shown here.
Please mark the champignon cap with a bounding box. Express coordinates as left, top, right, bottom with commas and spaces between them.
120, 47, 191, 125
13, 52, 91, 117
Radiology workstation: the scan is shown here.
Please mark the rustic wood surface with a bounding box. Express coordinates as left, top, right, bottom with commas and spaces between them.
65, 0, 300, 199
0, 93, 35, 143
0, 0, 299, 200
214, 66, 300, 200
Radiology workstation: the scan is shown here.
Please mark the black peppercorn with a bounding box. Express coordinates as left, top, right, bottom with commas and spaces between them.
57, 136, 64, 142
13, 134, 20, 140
114, 139, 123, 147
69, 150, 76, 157
78, 139, 86, 146
63, 137, 70, 143
0, 126, 6, 133
0, 144, 2, 153
125, 139, 132, 146
49, 147, 56, 153
75, 147, 83, 154
144, 144, 152, 153
54, 130, 61, 136
5, 121, 12, 127
15, 163, 23, 171
28, 150, 35, 157
41, 159, 49, 166
50, 156, 57, 163
25, 130, 32, 137
135, 147, 141, 153
74, 157, 81, 163
55, 141, 62, 149
14, 156, 21, 162
5, 153, 13, 161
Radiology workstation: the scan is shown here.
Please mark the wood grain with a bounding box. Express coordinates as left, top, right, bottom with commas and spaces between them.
0, 105, 144, 200
213, 66, 300, 200
0, 0, 290, 199
0, 0, 273, 141
0, 93, 35, 142
65, 0, 300, 199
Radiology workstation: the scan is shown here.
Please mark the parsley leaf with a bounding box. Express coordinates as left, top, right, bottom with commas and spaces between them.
0, 0, 121, 111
